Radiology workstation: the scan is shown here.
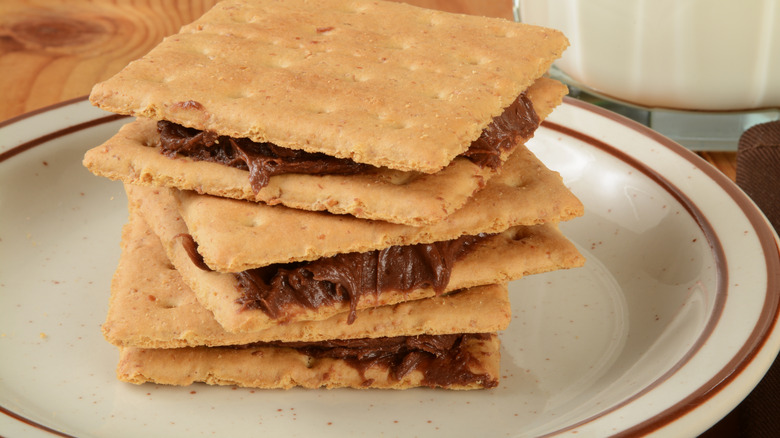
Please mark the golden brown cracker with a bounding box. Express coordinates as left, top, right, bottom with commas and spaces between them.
89, 0, 568, 172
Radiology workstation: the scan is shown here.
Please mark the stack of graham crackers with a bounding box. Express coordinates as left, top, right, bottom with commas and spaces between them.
83, 0, 584, 390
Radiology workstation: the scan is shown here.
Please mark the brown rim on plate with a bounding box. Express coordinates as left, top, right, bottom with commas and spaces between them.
536, 117, 726, 435
545, 97, 780, 436
0, 113, 127, 163
0, 96, 778, 437
0, 95, 94, 128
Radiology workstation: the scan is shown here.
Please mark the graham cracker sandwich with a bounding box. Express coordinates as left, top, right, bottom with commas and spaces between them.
117, 333, 501, 390
127, 151, 584, 334
84, 0, 569, 225
84, 78, 566, 225
104, 211, 512, 348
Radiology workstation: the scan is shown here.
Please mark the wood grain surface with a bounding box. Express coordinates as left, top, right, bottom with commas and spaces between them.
0, 0, 221, 119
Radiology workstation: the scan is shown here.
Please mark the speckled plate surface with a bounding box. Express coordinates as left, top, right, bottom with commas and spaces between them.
1, 97, 778, 437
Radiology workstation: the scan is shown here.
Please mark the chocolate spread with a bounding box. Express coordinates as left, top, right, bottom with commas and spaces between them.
243, 333, 497, 388
234, 234, 486, 324
174, 233, 211, 271
156, 93, 538, 190
157, 121, 370, 191
461, 93, 539, 168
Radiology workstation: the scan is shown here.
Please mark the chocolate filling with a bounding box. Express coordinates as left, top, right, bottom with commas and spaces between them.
461, 92, 539, 168
234, 234, 486, 323
174, 233, 211, 271
241, 333, 497, 388
157, 121, 370, 191
156, 93, 538, 190
180, 233, 487, 324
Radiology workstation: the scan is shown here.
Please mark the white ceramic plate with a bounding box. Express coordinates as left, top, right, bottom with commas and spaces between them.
1, 98, 778, 438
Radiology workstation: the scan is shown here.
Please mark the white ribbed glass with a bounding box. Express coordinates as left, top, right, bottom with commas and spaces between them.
516, 0, 780, 111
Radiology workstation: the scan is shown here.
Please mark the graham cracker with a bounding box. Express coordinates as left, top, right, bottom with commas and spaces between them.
128, 184, 584, 333
83, 78, 567, 225
89, 0, 568, 172
104, 210, 512, 348
157, 144, 583, 273
116, 334, 500, 390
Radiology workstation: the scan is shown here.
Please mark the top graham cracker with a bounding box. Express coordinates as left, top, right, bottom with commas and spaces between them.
88, 0, 568, 173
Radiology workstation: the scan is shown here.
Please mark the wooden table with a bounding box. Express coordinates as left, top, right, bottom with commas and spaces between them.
0, 0, 739, 435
